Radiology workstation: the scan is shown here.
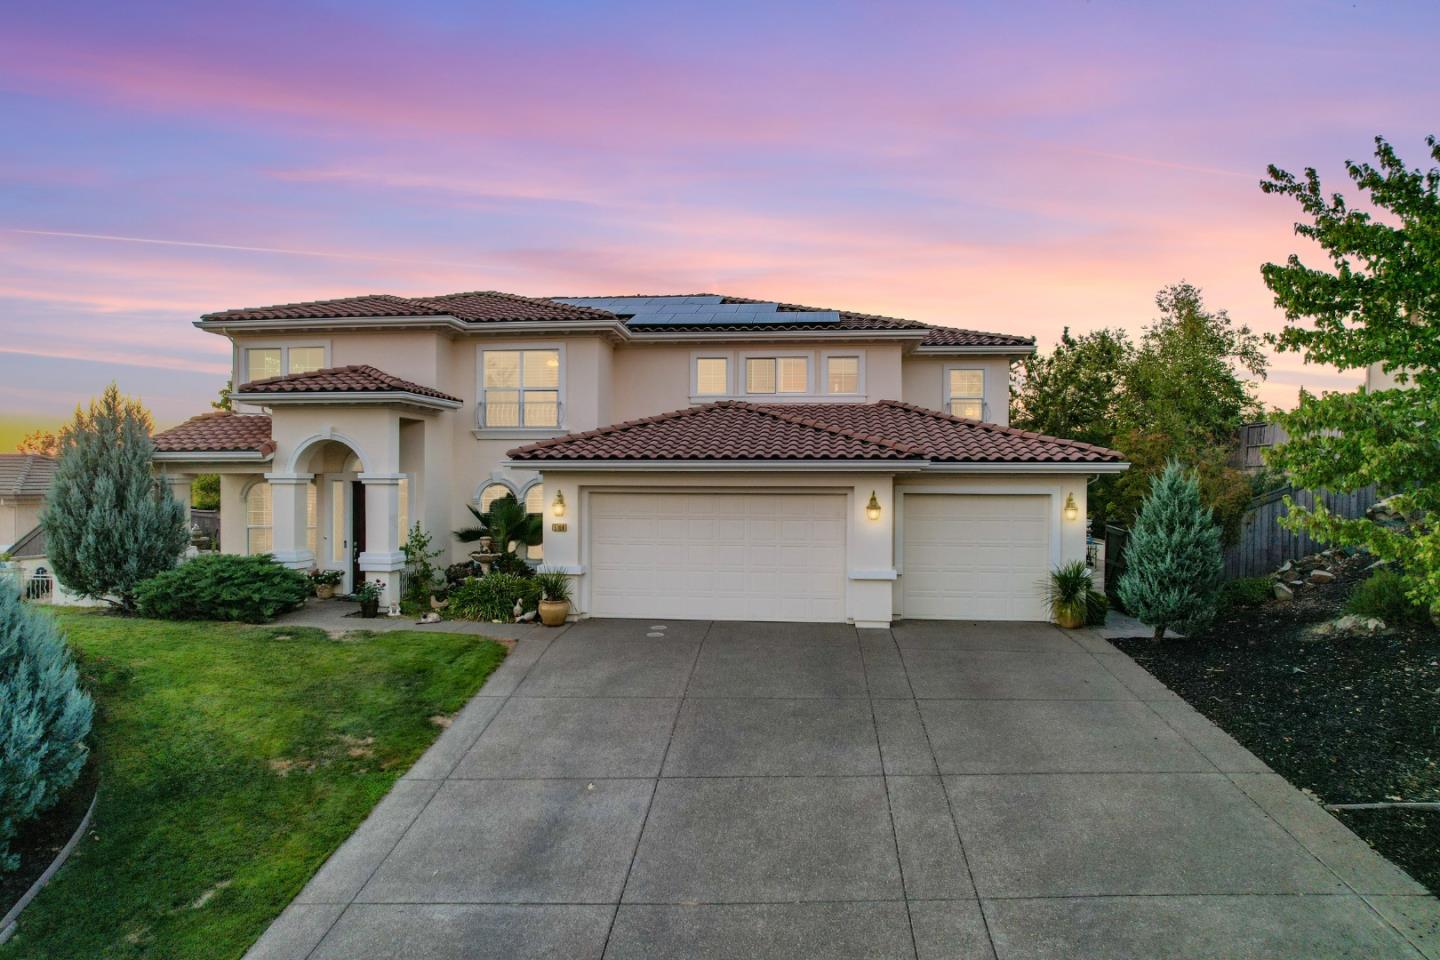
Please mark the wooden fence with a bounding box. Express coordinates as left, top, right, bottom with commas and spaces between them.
1222, 485, 1377, 579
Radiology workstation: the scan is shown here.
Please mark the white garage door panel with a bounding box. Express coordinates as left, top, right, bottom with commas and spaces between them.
902, 494, 1052, 621
589, 492, 847, 622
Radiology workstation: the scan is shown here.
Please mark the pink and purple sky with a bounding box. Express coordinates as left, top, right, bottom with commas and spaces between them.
1, 0, 1436, 444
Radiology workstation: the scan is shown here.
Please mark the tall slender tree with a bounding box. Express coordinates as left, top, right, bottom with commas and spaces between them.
41, 384, 189, 612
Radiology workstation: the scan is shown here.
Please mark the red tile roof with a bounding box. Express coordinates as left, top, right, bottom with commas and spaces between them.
200, 289, 1032, 348
153, 412, 275, 456
0, 454, 58, 498
509, 400, 1124, 465
201, 291, 613, 324
236, 365, 461, 403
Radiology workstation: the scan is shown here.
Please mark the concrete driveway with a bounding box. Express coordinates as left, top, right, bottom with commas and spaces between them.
249, 619, 1438, 960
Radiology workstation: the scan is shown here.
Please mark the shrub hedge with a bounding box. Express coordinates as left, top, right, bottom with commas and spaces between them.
1347, 569, 1426, 624
135, 554, 311, 623
448, 574, 541, 622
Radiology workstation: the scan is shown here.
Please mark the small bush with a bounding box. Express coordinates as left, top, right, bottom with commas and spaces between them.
135, 554, 310, 623
489, 552, 535, 578
1084, 589, 1109, 627
533, 567, 572, 604
1347, 570, 1426, 624
448, 574, 541, 622
1218, 577, 1273, 612
0, 583, 95, 869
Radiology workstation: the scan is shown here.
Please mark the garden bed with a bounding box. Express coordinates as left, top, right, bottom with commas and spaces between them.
0, 610, 507, 960
1113, 555, 1440, 894
0, 761, 98, 923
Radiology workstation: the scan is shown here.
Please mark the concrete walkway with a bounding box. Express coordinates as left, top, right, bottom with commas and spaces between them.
247, 618, 1439, 959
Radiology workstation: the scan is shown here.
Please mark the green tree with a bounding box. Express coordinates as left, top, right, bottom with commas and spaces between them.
1260, 135, 1440, 616
0, 581, 94, 869
41, 384, 189, 612
1116, 461, 1224, 641
1012, 327, 1131, 447
191, 380, 232, 510
454, 495, 542, 556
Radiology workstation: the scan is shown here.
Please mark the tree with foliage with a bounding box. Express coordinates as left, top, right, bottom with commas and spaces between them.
1012, 327, 1132, 447
0, 581, 94, 869
1116, 461, 1224, 641
41, 384, 189, 612
1260, 135, 1440, 617
15, 428, 60, 457
190, 380, 233, 511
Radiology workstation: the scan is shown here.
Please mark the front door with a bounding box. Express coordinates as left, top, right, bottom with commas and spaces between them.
351, 481, 367, 589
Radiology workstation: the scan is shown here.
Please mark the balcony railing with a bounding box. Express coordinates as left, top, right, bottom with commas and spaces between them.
477, 400, 562, 430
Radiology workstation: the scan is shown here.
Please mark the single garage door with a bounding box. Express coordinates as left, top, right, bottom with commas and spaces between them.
901, 493, 1052, 621
588, 492, 847, 622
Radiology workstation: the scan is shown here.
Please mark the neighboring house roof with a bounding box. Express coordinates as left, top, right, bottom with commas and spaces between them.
153, 412, 275, 456
196, 289, 1033, 349
0, 454, 57, 498
234, 364, 462, 405
7, 524, 46, 560
507, 400, 1125, 466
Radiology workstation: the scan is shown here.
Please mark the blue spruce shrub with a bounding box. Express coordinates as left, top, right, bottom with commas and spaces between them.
0, 583, 94, 870
1117, 461, 1224, 640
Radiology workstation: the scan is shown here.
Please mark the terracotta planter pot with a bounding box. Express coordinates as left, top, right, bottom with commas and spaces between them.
315, 583, 336, 600
538, 599, 570, 627
1054, 607, 1085, 630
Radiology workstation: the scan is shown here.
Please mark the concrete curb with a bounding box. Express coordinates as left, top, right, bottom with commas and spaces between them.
0, 781, 100, 945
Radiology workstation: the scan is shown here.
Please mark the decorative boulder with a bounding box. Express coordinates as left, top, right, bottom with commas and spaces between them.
1273, 581, 1295, 601
1308, 569, 1336, 585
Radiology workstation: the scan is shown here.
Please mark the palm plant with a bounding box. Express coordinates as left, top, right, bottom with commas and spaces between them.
1045, 561, 1094, 628
454, 494, 542, 556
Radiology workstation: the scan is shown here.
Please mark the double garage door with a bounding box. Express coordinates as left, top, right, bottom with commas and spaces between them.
587, 490, 1053, 623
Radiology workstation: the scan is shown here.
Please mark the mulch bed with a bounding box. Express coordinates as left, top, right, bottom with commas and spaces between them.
1113, 553, 1440, 895
0, 760, 99, 920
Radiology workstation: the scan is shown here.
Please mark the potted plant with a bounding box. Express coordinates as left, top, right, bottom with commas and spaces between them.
533, 567, 572, 627
309, 568, 343, 600
355, 579, 383, 619
1045, 561, 1093, 629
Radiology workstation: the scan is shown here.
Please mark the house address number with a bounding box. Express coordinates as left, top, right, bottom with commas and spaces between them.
551, 522, 568, 532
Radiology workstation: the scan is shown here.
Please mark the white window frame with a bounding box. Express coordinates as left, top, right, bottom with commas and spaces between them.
690, 352, 733, 398
740, 349, 813, 397
819, 350, 865, 396
475, 342, 566, 435
236, 341, 331, 384
475, 480, 518, 512
944, 365, 987, 421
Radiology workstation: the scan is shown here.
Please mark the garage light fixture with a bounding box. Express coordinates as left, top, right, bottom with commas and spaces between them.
553, 490, 567, 518
865, 491, 882, 521
1063, 493, 1078, 522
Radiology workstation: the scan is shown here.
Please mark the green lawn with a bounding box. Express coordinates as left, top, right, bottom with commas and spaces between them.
1, 611, 506, 960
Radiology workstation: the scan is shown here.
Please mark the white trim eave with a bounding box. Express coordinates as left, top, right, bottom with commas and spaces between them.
507, 458, 1129, 475
231, 390, 462, 410
153, 450, 272, 463
914, 344, 1036, 356
504, 459, 931, 473
196, 315, 630, 340
923, 461, 1130, 474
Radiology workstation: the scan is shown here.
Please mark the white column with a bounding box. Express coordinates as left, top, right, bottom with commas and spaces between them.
357, 472, 405, 608
161, 473, 194, 513
265, 473, 315, 569
849, 475, 896, 629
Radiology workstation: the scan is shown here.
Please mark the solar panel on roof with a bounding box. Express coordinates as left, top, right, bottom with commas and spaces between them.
627, 310, 841, 326
551, 296, 842, 326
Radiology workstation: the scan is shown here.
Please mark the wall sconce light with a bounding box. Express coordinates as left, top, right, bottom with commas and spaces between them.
553, 490, 567, 518
866, 491, 882, 521
1063, 493, 1079, 522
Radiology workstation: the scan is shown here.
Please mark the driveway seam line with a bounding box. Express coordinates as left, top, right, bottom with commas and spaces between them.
894, 625, 1002, 959
600, 619, 712, 956
861, 625, 922, 960
298, 629, 565, 960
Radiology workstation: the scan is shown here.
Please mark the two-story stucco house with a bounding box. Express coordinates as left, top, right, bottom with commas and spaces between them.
151, 292, 1126, 627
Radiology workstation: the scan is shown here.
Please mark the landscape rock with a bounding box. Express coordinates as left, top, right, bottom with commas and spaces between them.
1308, 569, 1337, 585
1306, 614, 1388, 641
1273, 581, 1294, 601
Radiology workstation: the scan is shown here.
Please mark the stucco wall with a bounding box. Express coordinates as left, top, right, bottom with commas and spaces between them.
900, 355, 1013, 426
0, 499, 42, 550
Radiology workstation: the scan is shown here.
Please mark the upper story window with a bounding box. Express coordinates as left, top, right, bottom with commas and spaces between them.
244, 344, 328, 382
482, 348, 560, 428
825, 355, 860, 394
745, 356, 807, 395
946, 368, 985, 420
695, 357, 729, 396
